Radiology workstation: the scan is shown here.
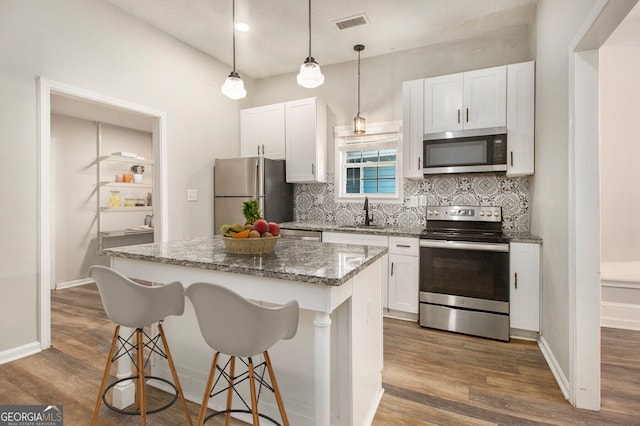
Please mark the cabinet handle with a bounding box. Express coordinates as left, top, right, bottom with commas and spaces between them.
418, 157, 421, 170
510, 151, 514, 167
466, 108, 469, 122
396, 244, 411, 248
457, 109, 460, 124
311, 163, 315, 175
390, 262, 394, 276
514, 272, 518, 289
257, 145, 260, 155
261, 144, 265, 155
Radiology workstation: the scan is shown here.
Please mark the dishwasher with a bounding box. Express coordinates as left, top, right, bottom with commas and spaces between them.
279, 229, 322, 241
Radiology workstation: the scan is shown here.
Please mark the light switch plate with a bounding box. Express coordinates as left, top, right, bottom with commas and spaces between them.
187, 189, 198, 202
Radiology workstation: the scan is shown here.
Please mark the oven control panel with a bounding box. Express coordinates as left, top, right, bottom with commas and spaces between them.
426, 206, 501, 222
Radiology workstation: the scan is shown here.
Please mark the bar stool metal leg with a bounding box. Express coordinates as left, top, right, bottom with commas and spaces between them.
91, 325, 120, 426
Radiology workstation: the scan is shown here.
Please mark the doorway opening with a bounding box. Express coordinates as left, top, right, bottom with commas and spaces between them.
37, 78, 168, 349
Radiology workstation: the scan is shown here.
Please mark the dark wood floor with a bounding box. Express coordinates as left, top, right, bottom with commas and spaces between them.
1, 284, 638, 425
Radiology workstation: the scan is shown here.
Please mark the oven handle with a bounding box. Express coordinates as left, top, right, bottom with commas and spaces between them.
419, 239, 509, 253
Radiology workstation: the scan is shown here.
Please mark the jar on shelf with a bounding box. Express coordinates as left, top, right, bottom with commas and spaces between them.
109, 191, 121, 208
124, 198, 135, 207
135, 198, 145, 207
146, 192, 152, 207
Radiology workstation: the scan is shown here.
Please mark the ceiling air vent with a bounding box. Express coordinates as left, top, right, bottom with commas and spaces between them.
333, 14, 369, 31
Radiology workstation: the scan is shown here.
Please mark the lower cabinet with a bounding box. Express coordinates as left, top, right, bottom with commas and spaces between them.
388, 236, 419, 315
322, 232, 419, 319
509, 242, 541, 337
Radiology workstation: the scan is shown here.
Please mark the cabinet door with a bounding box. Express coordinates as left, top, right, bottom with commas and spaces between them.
402, 79, 424, 178
424, 73, 463, 134
388, 254, 419, 314
285, 97, 327, 183
261, 103, 286, 159
506, 61, 535, 177
509, 242, 541, 332
240, 107, 262, 158
463, 66, 507, 130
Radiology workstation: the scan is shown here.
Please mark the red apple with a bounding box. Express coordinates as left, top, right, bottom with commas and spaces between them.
253, 219, 269, 234
268, 222, 280, 237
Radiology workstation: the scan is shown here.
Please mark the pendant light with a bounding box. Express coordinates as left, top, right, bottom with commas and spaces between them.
221, 0, 246, 100
297, 0, 324, 88
353, 44, 366, 134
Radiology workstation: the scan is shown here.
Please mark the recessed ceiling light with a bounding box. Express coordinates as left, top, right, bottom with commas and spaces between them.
235, 22, 250, 32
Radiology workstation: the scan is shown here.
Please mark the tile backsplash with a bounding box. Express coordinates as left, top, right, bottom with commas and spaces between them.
294, 172, 529, 231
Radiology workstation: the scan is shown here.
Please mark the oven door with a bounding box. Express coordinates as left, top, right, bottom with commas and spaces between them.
419, 239, 510, 340
419, 239, 509, 306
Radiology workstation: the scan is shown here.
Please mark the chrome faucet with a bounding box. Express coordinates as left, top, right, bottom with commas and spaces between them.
364, 196, 372, 226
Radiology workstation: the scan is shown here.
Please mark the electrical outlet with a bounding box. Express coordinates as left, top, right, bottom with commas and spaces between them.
187, 189, 198, 202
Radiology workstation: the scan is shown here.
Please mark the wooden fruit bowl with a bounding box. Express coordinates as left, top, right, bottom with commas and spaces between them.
222, 235, 280, 254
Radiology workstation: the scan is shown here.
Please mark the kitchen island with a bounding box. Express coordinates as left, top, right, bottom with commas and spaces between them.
104, 236, 387, 426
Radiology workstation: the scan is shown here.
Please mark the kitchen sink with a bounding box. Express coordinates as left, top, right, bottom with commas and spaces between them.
339, 224, 385, 229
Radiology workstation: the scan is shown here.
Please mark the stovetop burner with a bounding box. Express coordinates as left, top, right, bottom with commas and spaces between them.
421, 206, 508, 243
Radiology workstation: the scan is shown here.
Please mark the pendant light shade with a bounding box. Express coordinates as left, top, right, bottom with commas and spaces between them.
297, 0, 324, 88
221, 71, 246, 100
353, 44, 366, 134
221, 0, 246, 100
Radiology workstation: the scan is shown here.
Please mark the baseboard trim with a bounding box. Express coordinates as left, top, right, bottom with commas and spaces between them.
537, 335, 570, 401
55, 277, 93, 290
0, 341, 41, 365
601, 301, 640, 331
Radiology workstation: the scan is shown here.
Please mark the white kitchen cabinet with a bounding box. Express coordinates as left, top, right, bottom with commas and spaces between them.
240, 103, 285, 159
388, 237, 419, 315
506, 61, 535, 177
285, 97, 327, 183
402, 79, 424, 178
424, 66, 507, 134
509, 242, 541, 336
424, 73, 463, 134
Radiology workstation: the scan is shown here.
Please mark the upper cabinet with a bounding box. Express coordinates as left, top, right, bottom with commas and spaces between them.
240, 103, 285, 159
424, 65, 506, 134
403, 61, 534, 177
285, 97, 327, 183
506, 61, 535, 177
402, 79, 424, 179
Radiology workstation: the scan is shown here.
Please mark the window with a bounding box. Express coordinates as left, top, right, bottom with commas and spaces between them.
335, 122, 402, 201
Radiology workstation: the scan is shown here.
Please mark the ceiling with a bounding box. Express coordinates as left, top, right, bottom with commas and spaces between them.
605, 1, 640, 47
107, 0, 538, 79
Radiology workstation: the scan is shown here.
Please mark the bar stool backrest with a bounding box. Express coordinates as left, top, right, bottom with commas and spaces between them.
185, 282, 299, 358
88, 265, 185, 328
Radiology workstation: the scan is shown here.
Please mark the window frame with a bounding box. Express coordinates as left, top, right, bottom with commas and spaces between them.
334, 121, 403, 203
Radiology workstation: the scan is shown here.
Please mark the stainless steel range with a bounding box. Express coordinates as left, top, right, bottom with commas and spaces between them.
419, 206, 510, 341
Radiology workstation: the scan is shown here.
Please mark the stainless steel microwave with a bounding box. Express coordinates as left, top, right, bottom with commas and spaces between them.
422, 127, 507, 175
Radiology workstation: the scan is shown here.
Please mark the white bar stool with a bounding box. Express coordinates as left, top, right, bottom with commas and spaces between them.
185, 282, 299, 425
88, 265, 193, 426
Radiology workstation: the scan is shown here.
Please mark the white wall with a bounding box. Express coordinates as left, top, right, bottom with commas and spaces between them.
531, 0, 598, 379
600, 45, 640, 262
0, 0, 248, 353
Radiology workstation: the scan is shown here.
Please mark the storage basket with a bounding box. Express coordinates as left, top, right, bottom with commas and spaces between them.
222, 236, 279, 254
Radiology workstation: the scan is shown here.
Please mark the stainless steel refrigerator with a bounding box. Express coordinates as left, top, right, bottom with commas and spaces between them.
214, 157, 293, 234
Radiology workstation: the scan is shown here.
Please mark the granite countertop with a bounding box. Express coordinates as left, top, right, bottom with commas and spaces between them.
104, 236, 388, 286
280, 221, 542, 244
279, 221, 423, 238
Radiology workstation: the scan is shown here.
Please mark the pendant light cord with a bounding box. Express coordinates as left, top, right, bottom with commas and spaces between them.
307, 0, 312, 59
232, 0, 236, 72
357, 49, 361, 114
